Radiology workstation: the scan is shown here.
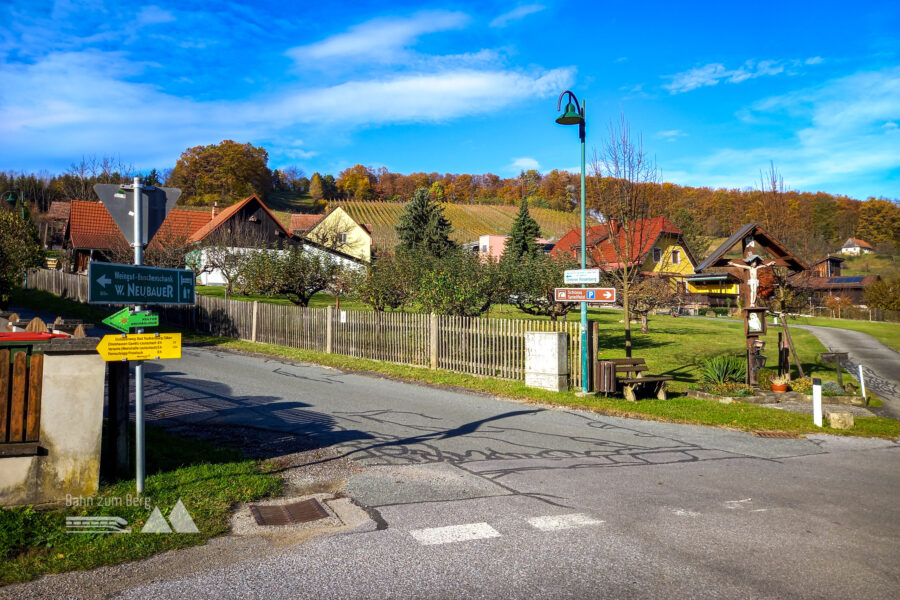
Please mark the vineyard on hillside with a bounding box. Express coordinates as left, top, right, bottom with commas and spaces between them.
335, 201, 593, 250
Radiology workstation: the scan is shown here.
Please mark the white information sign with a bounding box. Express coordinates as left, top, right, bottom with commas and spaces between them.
564, 269, 601, 284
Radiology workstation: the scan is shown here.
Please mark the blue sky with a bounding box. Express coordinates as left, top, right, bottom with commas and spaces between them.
1, 1, 898, 200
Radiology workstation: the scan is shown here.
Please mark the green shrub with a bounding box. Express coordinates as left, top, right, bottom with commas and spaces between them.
708, 382, 755, 397
757, 368, 776, 388
698, 355, 746, 385
822, 381, 845, 395
790, 377, 813, 394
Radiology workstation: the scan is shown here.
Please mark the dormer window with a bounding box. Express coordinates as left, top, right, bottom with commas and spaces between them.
652, 248, 662, 263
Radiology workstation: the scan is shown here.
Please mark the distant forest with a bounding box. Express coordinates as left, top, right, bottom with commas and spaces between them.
2, 146, 898, 262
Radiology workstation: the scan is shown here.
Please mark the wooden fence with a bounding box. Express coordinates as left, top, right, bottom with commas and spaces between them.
25, 269, 584, 388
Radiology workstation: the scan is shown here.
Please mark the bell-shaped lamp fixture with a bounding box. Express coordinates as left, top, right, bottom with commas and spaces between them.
556, 101, 584, 125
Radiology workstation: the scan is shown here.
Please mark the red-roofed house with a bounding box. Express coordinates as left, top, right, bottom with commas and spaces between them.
551, 217, 697, 275
64, 201, 213, 272
840, 237, 874, 256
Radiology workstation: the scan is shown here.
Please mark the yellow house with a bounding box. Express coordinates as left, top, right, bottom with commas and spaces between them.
290, 206, 373, 262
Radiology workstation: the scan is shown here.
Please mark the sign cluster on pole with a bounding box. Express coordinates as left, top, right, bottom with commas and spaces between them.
91, 181, 186, 495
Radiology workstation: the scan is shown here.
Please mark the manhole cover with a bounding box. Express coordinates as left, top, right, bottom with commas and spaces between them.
249, 499, 328, 526
753, 431, 802, 439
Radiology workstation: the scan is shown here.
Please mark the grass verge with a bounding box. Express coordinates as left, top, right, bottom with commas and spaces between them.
0, 425, 282, 586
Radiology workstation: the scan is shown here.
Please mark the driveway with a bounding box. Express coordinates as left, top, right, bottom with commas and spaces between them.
792, 324, 900, 419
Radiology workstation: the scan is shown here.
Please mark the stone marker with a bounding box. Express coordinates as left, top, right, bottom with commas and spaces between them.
826, 411, 854, 430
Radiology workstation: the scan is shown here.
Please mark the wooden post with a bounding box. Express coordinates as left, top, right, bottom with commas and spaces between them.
780, 318, 804, 378
251, 301, 259, 342
325, 306, 333, 354
430, 312, 439, 369
106, 361, 130, 477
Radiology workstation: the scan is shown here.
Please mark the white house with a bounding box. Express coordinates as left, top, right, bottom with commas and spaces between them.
840, 237, 874, 256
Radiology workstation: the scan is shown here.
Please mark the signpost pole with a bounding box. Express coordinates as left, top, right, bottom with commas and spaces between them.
132, 176, 146, 495
579, 100, 588, 394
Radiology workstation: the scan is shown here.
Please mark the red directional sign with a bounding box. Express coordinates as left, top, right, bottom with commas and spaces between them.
554, 287, 616, 303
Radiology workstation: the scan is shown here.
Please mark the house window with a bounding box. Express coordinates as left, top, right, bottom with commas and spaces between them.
338, 233, 348, 244
481, 245, 488, 253
671, 249, 680, 265
652, 248, 662, 263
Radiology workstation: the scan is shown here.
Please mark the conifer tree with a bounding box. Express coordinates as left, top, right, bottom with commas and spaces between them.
396, 187, 455, 258
504, 198, 541, 259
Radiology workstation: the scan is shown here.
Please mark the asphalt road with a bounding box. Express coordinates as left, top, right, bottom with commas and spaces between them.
19, 346, 892, 599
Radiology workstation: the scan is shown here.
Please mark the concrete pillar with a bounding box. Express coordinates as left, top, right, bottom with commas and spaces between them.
525, 331, 569, 392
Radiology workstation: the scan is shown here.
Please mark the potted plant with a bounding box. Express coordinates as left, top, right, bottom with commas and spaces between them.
770, 373, 790, 393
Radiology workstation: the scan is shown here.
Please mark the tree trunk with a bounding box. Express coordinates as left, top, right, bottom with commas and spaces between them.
335, 294, 341, 311
640, 312, 648, 334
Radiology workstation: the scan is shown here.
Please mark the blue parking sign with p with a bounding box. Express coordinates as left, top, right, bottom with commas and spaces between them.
587, 290, 595, 299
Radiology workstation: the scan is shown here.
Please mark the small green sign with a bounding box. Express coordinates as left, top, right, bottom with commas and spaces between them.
102, 308, 160, 333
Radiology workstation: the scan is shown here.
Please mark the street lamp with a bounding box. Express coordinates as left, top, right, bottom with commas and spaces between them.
2, 189, 25, 219
555, 90, 589, 393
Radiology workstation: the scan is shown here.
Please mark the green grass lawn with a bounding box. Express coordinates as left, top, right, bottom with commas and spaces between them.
0, 425, 282, 586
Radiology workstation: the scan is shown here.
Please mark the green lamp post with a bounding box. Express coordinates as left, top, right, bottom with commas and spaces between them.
2, 189, 25, 219
555, 90, 589, 393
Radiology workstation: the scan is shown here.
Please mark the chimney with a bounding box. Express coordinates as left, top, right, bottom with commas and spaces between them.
211, 201, 218, 219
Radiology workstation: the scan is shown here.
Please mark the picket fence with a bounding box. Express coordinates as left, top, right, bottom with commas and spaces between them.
26, 269, 584, 388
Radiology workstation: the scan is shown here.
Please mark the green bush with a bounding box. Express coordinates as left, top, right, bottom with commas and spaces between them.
698, 355, 746, 385
822, 381, 845, 395
791, 377, 813, 394
757, 368, 777, 388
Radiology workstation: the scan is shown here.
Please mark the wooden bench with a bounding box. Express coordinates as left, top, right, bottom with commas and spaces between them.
594, 358, 672, 401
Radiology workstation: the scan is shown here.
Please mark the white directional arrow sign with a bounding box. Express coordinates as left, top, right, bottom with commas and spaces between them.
97, 274, 112, 288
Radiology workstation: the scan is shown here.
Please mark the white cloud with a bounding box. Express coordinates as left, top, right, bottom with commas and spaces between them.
663, 58, 821, 94
657, 129, 687, 141
661, 67, 900, 199
511, 157, 540, 170
137, 6, 176, 26
490, 5, 545, 28
287, 11, 468, 64
0, 49, 574, 168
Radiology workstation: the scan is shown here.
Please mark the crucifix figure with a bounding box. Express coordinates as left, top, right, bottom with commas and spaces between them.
728, 258, 776, 307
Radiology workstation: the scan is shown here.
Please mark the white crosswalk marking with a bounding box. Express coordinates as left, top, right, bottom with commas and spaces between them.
527, 513, 605, 531
410, 523, 501, 545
